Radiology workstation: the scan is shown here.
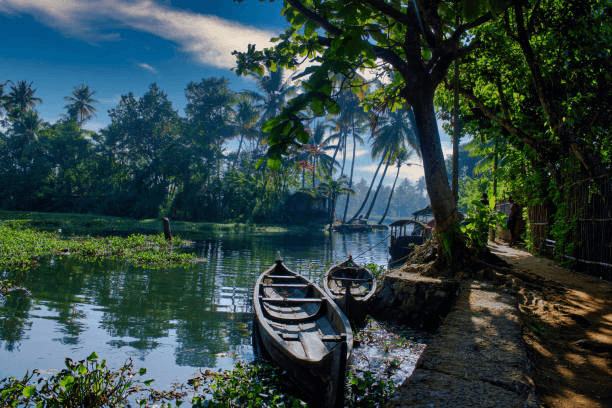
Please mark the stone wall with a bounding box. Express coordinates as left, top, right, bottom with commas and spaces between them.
372, 268, 460, 332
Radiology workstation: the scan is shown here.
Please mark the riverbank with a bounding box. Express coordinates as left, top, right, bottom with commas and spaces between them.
386, 241, 612, 408
0, 210, 326, 238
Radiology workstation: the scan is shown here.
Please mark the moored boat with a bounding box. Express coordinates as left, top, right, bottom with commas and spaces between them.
252, 255, 353, 408
323, 255, 376, 324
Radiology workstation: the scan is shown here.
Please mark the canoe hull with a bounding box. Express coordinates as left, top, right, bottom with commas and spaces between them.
253, 258, 353, 408
323, 255, 376, 325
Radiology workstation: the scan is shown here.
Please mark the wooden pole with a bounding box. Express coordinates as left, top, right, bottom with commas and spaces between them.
162, 217, 172, 241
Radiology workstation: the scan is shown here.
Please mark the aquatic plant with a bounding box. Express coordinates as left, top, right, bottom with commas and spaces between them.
0, 224, 198, 273
188, 361, 306, 408
0, 352, 152, 407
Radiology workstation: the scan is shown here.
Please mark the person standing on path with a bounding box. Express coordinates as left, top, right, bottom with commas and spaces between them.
507, 197, 521, 247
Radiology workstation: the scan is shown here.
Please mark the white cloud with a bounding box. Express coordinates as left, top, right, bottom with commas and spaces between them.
137, 62, 158, 74
0, 0, 278, 69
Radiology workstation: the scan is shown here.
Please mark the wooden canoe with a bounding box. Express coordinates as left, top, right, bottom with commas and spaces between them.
252, 256, 353, 408
323, 255, 376, 324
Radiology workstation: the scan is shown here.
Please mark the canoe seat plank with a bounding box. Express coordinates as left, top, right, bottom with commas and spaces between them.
259, 296, 322, 304
281, 333, 300, 341
321, 334, 346, 342
332, 277, 371, 283
263, 283, 310, 288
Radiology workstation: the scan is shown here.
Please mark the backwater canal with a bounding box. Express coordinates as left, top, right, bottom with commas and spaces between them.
0, 229, 428, 402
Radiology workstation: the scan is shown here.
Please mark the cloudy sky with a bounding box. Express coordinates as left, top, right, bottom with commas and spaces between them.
0, 0, 451, 185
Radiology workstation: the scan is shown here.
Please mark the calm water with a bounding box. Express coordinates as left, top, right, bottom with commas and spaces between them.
0, 229, 391, 390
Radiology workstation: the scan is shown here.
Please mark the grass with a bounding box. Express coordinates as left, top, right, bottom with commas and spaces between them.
0, 210, 324, 238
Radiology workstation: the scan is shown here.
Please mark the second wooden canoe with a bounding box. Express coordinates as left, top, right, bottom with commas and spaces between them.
323, 255, 376, 324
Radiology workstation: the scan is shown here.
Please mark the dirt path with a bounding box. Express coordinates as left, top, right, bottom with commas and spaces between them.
489, 242, 612, 408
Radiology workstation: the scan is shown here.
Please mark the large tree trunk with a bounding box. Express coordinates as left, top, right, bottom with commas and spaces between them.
409, 90, 462, 255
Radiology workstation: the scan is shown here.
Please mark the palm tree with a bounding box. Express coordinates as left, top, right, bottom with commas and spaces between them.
363, 108, 419, 221
12, 110, 43, 144
305, 121, 336, 187
317, 176, 354, 224
231, 92, 262, 166
255, 69, 296, 154
0, 80, 9, 117
4, 80, 42, 116
326, 85, 369, 222
379, 149, 414, 224
64, 84, 98, 126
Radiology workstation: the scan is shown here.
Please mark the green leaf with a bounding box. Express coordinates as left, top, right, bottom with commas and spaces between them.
87, 352, 98, 361
267, 157, 282, 170
22, 385, 36, 398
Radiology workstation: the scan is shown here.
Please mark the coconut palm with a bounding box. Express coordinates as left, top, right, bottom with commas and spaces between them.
64, 84, 98, 126
363, 107, 419, 221
379, 148, 414, 224
325, 85, 369, 222
12, 110, 43, 144
231, 92, 262, 166
255, 69, 296, 154
0, 80, 9, 117
306, 121, 337, 187
317, 176, 354, 223
4, 80, 42, 116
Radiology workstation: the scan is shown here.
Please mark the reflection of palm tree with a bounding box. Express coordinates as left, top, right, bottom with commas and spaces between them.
4, 80, 42, 115
64, 84, 98, 126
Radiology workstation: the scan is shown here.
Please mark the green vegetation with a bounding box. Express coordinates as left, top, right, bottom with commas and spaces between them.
0, 355, 397, 408
0, 215, 200, 274
0, 352, 153, 407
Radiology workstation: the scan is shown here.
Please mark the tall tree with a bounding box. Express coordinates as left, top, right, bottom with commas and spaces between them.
379, 149, 411, 224
64, 84, 98, 126
4, 80, 42, 117
103, 83, 183, 218
230, 92, 262, 168
325, 85, 368, 221
317, 176, 354, 223
235, 0, 498, 260
363, 107, 419, 220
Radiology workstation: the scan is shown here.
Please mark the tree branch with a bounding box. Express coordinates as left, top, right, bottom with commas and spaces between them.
361, 0, 411, 25
285, 0, 343, 36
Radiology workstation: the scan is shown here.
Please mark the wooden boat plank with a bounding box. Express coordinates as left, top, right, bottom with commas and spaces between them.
259, 296, 322, 304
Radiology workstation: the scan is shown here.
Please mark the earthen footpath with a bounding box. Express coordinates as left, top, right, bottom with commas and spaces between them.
386, 244, 538, 408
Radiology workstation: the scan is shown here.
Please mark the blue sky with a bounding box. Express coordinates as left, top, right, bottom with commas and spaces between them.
0, 0, 451, 185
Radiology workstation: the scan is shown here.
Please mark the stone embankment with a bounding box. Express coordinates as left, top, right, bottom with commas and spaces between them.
373, 264, 537, 407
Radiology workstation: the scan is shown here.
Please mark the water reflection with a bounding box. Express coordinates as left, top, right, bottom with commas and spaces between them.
0, 230, 390, 388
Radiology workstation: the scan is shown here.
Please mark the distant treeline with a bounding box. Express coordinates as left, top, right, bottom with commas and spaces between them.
1, 75, 471, 224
